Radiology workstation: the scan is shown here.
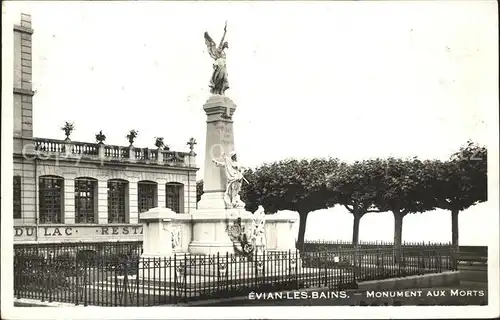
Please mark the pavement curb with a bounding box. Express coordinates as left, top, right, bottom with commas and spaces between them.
14, 298, 83, 307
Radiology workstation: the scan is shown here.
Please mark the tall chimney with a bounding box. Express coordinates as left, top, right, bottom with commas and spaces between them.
13, 13, 34, 138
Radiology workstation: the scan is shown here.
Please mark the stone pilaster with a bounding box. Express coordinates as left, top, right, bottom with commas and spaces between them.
97, 180, 108, 224
184, 171, 197, 214
129, 180, 138, 224
19, 162, 36, 224
157, 179, 167, 208
63, 177, 75, 224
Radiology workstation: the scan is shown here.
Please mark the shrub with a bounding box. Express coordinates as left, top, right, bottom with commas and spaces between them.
101, 252, 140, 275
14, 254, 74, 292
76, 250, 98, 266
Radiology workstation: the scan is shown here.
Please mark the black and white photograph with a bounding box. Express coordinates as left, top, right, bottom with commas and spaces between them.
1, 1, 498, 319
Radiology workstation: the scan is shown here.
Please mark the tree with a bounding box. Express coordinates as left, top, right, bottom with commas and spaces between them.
373, 157, 436, 262
431, 141, 487, 249
241, 158, 341, 250
325, 159, 384, 246
239, 168, 259, 213
196, 180, 204, 204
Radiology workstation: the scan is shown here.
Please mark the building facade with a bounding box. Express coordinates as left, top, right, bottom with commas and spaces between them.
13, 14, 198, 244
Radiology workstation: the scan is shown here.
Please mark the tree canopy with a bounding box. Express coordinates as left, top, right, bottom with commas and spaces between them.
433, 141, 487, 211
240, 158, 342, 249
195, 141, 487, 252
325, 159, 385, 245
371, 157, 437, 260
429, 141, 487, 247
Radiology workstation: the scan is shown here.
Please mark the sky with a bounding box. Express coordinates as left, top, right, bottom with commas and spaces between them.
4, 1, 498, 245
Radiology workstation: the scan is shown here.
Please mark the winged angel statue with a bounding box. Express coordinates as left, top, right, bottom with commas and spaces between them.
204, 22, 230, 95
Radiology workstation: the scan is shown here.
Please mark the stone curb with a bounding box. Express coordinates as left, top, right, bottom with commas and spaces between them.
14, 298, 83, 307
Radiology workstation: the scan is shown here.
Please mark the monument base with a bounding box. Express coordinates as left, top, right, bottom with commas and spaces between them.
139, 206, 299, 257
188, 208, 254, 255
196, 191, 227, 212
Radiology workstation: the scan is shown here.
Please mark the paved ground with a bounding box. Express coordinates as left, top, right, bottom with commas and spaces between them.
14, 302, 49, 307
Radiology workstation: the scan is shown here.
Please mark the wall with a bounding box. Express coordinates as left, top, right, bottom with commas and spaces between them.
13, 156, 197, 229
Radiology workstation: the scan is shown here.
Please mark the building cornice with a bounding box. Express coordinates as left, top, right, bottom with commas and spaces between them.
13, 25, 34, 34
13, 88, 35, 96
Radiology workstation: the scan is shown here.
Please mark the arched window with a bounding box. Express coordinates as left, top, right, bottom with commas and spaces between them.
138, 181, 158, 213
75, 177, 98, 223
13, 175, 22, 219
39, 175, 64, 224
165, 182, 184, 213
107, 179, 129, 223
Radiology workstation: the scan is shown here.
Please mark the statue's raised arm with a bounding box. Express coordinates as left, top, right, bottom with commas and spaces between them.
212, 157, 225, 167
218, 21, 228, 49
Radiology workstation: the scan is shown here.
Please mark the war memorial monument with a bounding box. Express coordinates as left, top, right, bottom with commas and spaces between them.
138, 23, 299, 282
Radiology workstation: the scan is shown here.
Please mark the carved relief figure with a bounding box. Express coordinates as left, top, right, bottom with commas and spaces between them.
163, 225, 181, 250
251, 206, 266, 255
171, 227, 181, 250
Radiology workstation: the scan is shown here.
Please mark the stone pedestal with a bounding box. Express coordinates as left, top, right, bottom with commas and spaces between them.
191, 94, 241, 255
98, 143, 105, 159
138, 208, 191, 283
64, 140, 73, 157
197, 95, 237, 210
265, 211, 299, 251
139, 207, 177, 257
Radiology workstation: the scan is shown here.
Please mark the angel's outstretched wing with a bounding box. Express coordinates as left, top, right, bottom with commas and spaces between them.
204, 32, 218, 60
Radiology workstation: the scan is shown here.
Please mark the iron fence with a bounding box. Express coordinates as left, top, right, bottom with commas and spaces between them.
14, 247, 456, 306
302, 247, 457, 281
14, 240, 462, 260
14, 241, 143, 261
302, 240, 457, 251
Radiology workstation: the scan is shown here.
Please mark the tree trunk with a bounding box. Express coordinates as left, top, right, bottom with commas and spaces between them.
451, 209, 459, 250
352, 212, 362, 276
296, 212, 309, 251
393, 211, 404, 263
352, 213, 361, 246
